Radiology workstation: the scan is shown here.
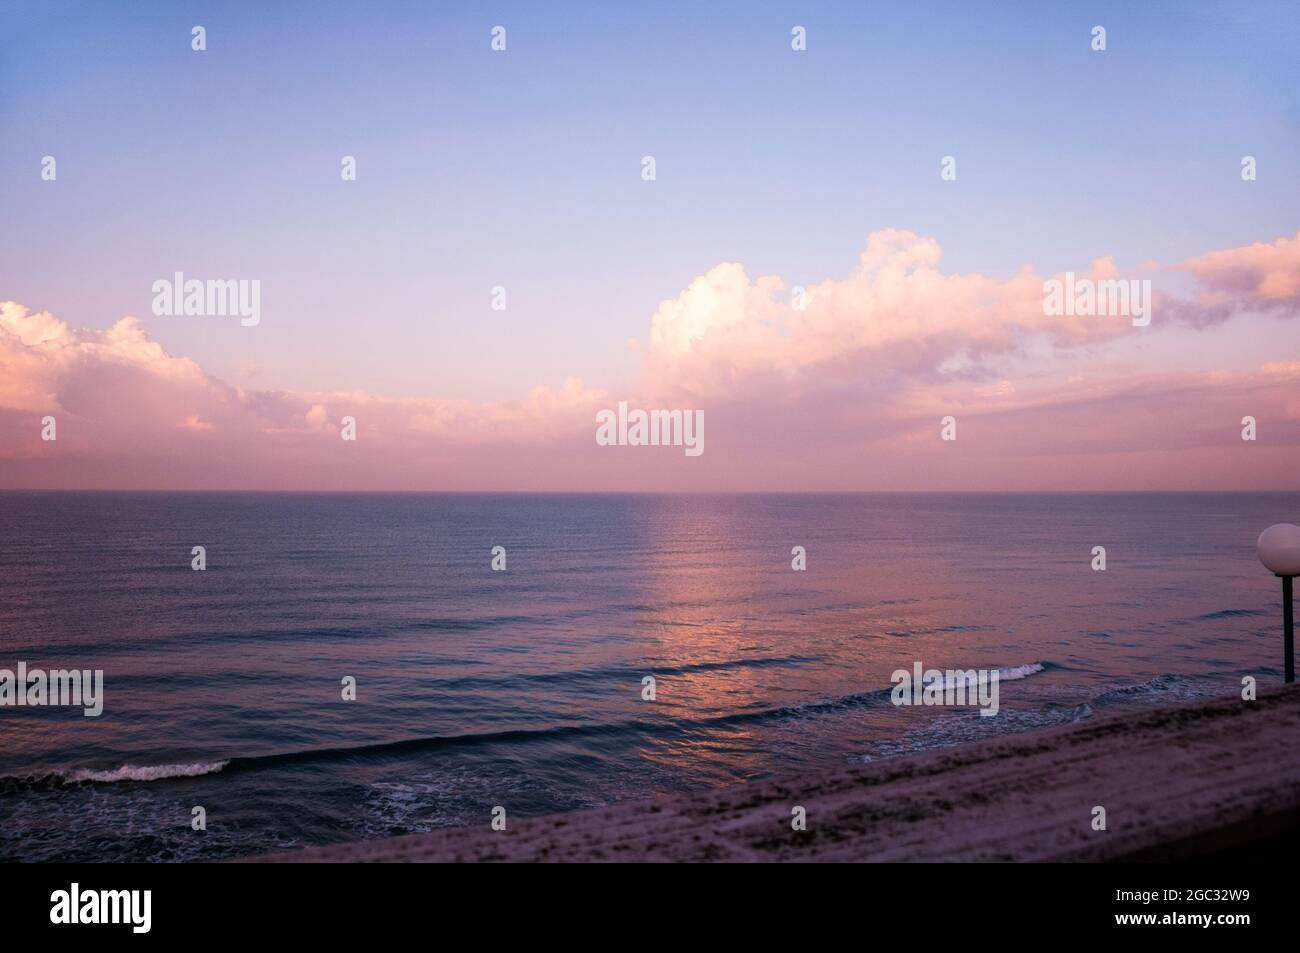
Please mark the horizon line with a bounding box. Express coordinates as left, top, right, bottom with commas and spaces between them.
2, 488, 1297, 496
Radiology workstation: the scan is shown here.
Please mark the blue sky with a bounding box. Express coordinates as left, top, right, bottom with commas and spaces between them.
2, 0, 1298, 401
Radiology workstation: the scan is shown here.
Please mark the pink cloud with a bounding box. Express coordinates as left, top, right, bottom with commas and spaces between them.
2, 230, 1297, 490
636, 229, 1199, 410
1176, 230, 1300, 303
1168, 230, 1300, 326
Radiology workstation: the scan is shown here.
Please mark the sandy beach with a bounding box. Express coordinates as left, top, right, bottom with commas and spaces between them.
249, 684, 1300, 863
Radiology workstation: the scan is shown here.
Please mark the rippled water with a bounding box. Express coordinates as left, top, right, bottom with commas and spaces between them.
0, 491, 1293, 861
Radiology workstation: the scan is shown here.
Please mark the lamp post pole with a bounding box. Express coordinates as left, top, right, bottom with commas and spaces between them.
1283, 574, 1295, 684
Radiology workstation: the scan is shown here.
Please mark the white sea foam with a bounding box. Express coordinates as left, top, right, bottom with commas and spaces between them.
922, 662, 1045, 691
997, 662, 1046, 682
65, 760, 229, 784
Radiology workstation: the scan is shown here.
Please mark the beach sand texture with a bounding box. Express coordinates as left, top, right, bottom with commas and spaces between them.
249, 684, 1300, 862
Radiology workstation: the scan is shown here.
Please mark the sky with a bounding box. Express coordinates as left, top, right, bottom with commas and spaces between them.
1, 0, 1298, 490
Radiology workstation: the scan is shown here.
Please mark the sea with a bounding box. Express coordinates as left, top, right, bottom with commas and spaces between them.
0, 491, 1294, 861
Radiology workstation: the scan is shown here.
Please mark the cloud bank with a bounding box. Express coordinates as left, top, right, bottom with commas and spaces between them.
3, 229, 1298, 490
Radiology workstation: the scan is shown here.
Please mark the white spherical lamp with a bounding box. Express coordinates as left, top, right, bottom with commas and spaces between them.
1257, 523, 1300, 577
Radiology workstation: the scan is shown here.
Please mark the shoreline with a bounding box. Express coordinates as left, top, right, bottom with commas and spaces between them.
247, 684, 1300, 862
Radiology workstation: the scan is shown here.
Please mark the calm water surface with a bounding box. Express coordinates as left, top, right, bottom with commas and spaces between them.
0, 492, 1293, 861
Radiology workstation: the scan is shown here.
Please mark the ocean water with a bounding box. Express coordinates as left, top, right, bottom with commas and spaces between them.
0, 491, 1294, 862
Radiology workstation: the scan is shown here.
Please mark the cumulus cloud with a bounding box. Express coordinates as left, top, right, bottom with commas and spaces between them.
639, 229, 1159, 401
1176, 230, 1300, 305
2, 229, 1297, 490
1167, 230, 1300, 327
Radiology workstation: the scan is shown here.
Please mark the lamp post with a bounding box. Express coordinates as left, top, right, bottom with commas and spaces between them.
1256, 523, 1300, 684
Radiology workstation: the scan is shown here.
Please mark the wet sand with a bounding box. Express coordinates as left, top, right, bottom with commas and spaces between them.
248, 685, 1300, 862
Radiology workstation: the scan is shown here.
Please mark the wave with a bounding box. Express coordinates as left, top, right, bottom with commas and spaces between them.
998, 662, 1046, 681
1, 760, 229, 790
1193, 608, 1265, 621
1085, 672, 1225, 709
884, 623, 996, 637
0, 662, 1050, 789
429, 653, 823, 692
857, 667, 1225, 763
65, 761, 230, 783
918, 662, 1046, 688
